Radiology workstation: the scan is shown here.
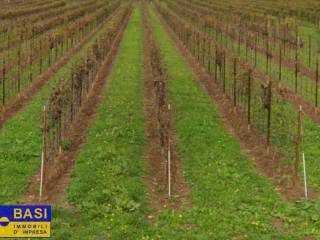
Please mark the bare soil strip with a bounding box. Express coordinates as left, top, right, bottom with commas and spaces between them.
0, 7, 121, 129
154, 9, 318, 201
22, 8, 132, 205
142, 3, 190, 218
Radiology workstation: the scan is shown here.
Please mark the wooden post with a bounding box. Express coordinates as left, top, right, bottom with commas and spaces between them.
48, 44, 51, 66
167, 104, 171, 199
214, 49, 218, 80
61, 38, 64, 56
308, 35, 312, 67
245, 38, 248, 60
266, 39, 269, 74
293, 106, 302, 186
267, 81, 272, 146
283, 24, 287, 57
225, 24, 229, 49
18, 32, 23, 92
247, 69, 252, 127
295, 33, 299, 93
39, 38, 42, 74
202, 37, 206, 66
316, 59, 319, 108
29, 52, 33, 83
279, 44, 282, 82
233, 58, 237, 106
254, 33, 257, 67
223, 51, 226, 93
2, 58, 5, 106
214, 22, 217, 39
295, 58, 298, 93
18, 46, 21, 93
197, 32, 200, 62
238, 31, 241, 55
70, 69, 74, 122
192, 30, 195, 56
7, 27, 10, 61
41, 106, 48, 197
208, 43, 211, 74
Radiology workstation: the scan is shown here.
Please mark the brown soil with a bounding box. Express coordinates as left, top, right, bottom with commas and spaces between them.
272, 218, 284, 231
142, 3, 190, 219
22, 8, 132, 205
155, 9, 319, 201
299, 237, 316, 240
0, 8, 121, 129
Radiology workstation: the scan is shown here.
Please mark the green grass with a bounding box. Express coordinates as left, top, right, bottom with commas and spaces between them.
300, 25, 320, 42
0, 14, 118, 204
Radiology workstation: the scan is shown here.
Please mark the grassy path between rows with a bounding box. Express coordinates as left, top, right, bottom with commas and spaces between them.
53, 5, 320, 239
0, 13, 119, 204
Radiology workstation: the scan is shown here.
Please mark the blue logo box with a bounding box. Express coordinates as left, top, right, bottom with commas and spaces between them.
0, 206, 51, 222
0, 205, 51, 238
